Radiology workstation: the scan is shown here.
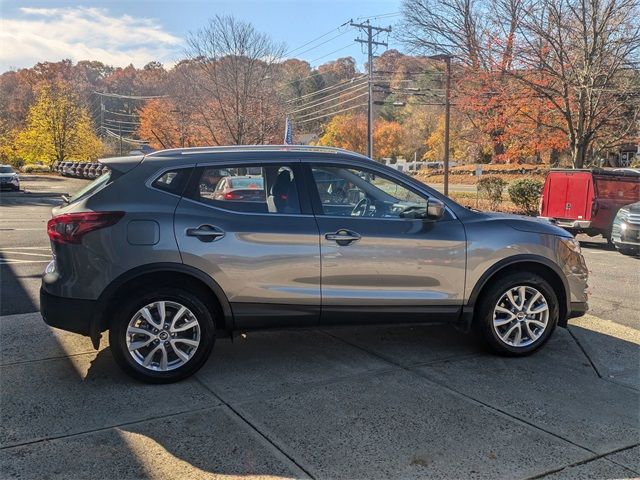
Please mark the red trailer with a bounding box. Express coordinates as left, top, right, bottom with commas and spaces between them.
539, 169, 640, 240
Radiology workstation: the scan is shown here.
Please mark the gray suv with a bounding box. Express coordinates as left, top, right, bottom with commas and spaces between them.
41, 146, 588, 383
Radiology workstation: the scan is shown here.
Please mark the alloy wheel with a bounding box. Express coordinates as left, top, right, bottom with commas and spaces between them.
492, 286, 549, 348
126, 301, 201, 371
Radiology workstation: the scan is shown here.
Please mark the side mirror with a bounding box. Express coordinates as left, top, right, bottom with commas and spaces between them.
426, 198, 445, 219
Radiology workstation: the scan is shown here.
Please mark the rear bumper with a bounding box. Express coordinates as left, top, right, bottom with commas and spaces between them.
568, 301, 588, 319
555, 219, 592, 229
40, 287, 97, 337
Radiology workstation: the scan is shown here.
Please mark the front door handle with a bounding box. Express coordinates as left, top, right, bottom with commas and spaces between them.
325, 229, 361, 245
186, 225, 225, 242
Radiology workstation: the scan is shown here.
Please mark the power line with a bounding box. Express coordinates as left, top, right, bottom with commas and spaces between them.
102, 118, 140, 125
286, 82, 368, 114
309, 42, 356, 65
104, 109, 139, 117
354, 11, 401, 21
289, 28, 355, 59
294, 91, 369, 120
102, 127, 149, 145
285, 75, 366, 103
94, 91, 166, 100
295, 102, 368, 124
283, 20, 351, 57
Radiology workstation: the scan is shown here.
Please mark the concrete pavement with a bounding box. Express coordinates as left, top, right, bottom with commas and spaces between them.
0, 312, 637, 479
1, 174, 638, 479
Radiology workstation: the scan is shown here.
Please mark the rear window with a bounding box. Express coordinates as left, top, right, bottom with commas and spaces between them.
0, 166, 15, 173
67, 171, 112, 204
228, 177, 264, 189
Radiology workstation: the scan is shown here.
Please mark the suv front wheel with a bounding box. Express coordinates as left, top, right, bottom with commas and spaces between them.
475, 272, 559, 355
110, 287, 215, 383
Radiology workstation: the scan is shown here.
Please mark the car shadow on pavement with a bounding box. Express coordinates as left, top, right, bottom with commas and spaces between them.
19, 175, 66, 183
2, 321, 639, 479
578, 239, 616, 251
0, 252, 38, 315
0, 195, 61, 208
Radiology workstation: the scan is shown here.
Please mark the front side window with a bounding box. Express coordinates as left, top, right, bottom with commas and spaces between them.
311, 165, 428, 218
186, 164, 300, 214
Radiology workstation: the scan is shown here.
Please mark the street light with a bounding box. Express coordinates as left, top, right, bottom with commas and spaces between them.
428, 54, 453, 197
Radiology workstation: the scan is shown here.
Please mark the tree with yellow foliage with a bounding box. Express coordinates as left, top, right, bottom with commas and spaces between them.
423, 114, 467, 162
316, 113, 367, 155
15, 82, 103, 165
316, 113, 404, 159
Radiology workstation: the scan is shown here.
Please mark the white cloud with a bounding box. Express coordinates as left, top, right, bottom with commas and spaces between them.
0, 6, 183, 72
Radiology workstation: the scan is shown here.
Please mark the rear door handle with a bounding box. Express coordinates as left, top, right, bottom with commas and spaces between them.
186, 225, 225, 242
325, 229, 361, 244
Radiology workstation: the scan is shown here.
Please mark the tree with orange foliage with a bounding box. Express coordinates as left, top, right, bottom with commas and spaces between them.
316, 114, 405, 159
316, 113, 367, 155
373, 119, 403, 159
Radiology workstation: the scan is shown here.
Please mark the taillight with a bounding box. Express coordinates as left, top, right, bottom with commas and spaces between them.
224, 192, 239, 200
47, 211, 124, 244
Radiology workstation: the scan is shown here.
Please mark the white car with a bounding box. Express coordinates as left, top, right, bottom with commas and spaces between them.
0, 165, 20, 191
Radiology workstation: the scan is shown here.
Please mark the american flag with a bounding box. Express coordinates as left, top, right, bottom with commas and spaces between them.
284, 117, 293, 145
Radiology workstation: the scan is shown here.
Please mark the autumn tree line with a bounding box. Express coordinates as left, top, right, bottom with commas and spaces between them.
1, 0, 638, 170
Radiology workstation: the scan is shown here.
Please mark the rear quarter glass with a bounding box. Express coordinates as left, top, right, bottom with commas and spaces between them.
66, 171, 113, 205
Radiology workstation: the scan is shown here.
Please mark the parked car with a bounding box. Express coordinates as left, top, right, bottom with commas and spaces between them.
611, 201, 640, 256
94, 164, 107, 177
67, 162, 79, 177
539, 168, 640, 241
87, 163, 98, 179
0, 164, 20, 191
209, 175, 265, 202
41, 146, 589, 383
82, 163, 92, 178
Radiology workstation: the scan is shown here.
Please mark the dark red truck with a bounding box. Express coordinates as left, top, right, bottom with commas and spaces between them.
539, 169, 640, 240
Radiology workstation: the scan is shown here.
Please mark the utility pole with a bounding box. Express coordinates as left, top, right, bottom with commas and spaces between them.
429, 54, 453, 196
118, 124, 123, 156
351, 20, 391, 160
99, 97, 105, 139
443, 56, 451, 197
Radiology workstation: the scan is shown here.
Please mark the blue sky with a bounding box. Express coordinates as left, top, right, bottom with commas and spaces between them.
0, 0, 403, 72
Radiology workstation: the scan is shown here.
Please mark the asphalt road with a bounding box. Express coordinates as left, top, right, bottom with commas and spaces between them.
1, 175, 638, 330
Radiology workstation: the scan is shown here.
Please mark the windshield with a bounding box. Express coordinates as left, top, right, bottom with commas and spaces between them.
0, 166, 15, 174
229, 177, 264, 189
67, 171, 111, 204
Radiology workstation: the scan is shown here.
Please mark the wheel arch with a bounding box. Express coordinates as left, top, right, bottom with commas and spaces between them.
465, 255, 570, 329
91, 263, 234, 347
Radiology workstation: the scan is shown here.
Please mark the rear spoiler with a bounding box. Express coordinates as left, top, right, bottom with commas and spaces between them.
99, 155, 144, 174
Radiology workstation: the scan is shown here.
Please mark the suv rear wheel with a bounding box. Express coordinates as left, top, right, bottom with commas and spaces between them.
109, 287, 215, 383
475, 272, 558, 355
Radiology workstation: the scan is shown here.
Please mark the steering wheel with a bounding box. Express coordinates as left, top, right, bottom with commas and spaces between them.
351, 197, 371, 217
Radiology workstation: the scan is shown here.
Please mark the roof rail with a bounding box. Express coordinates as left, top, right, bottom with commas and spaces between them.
145, 144, 371, 159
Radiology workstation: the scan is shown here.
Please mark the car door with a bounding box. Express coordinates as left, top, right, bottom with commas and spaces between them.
173, 160, 321, 329
304, 160, 467, 325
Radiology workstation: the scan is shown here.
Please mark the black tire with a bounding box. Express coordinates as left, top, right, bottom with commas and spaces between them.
109, 287, 215, 383
475, 272, 559, 356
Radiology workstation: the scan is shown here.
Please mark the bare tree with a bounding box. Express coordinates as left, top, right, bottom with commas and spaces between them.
186, 15, 286, 145
400, 0, 527, 159
514, 0, 640, 167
